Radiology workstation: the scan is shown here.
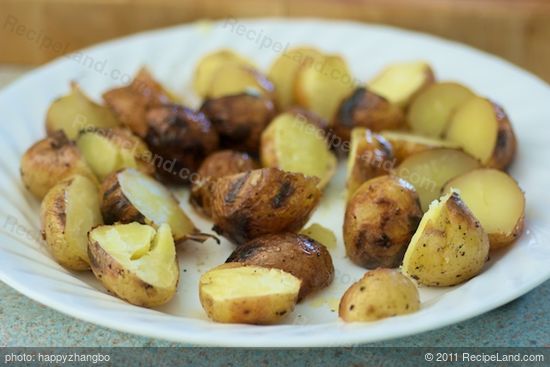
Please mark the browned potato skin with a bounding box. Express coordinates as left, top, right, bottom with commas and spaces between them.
344, 175, 422, 269
333, 87, 405, 142
199, 93, 276, 153
145, 104, 219, 184
99, 171, 146, 225
20, 131, 97, 199
226, 233, 334, 301
211, 168, 322, 245
190, 150, 258, 218
486, 102, 517, 170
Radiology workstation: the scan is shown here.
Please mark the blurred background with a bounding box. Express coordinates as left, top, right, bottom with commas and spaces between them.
1, 0, 549, 82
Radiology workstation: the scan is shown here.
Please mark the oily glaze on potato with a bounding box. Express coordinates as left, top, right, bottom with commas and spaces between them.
402, 191, 490, 286
226, 233, 334, 300
88, 223, 179, 307
210, 168, 321, 245
339, 269, 420, 322
380, 131, 460, 164
41, 175, 103, 270
344, 175, 422, 269
199, 92, 276, 153
20, 131, 97, 199
190, 150, 258, 218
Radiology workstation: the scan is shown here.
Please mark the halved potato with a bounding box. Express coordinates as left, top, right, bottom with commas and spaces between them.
205, 62, 274, 99
199, 263, 301, 324
402, 191, 490, 286
445, 97, 517, 169
300, 223, 337, 249
443, 169, 525, 249
408, 82, 475, 137
368, 61, 435, 108
46, 82, 119, 140
41, 175, 103, 270
395, 148, 481, 211
88, 223, 179, 307
339, 269, 420, 322
261, 113, 337, 189
381, 131, 460, 164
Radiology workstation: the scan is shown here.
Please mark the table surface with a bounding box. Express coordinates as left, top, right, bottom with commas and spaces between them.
0, 66, 548, 353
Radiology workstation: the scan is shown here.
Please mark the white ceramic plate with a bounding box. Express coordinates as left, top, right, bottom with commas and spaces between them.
1, 19, 549, 347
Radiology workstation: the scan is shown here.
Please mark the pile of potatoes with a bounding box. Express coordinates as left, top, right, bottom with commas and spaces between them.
20, 46, 526, 325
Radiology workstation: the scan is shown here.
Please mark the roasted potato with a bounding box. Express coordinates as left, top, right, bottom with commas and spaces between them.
300, 223, 337, 249
41, 175, 103, 270
368, 61, 435, 108
211, 168, 321, 245
226, 233, 334, 300
346, 128, 394, 198
408, 82, 475, 137
88, 222, 179, 307
286, 106, 329, 134
199, 263, 301, 324
443, 169, 525, 249
205, 62, 274, 99
199, 92, 276, 153
339, 269, 420, 322
76, 127, 155, 181
344, 175, 422, 269
445, 97, 517, 169
402, 191, 490, 286
190, 150, 258, 218
100, 168, 201, 243
20, 131, 97, 199
333, 87, 405, 142
395, 148, 481, 212
261, 113, 337, 189
144, 104, 219, 184
46, 82, 119, 140
381, 131, 460, 164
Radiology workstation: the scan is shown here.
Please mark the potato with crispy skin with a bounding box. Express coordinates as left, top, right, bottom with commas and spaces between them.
211, 168, 321, 245
226, 233, 334, 300
20, 131, 97, 199
206, 62, 274, 99
381, 131, 460, 164
41, 175, 103, 270
88, 223, 179, 307
339, 269, 420, 322
402, 191, 490, 286
344, 175, 422, 269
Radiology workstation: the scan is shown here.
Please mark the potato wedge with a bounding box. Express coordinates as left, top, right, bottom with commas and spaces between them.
260, 113, 337, 189
344, 175, 422, 269
445, 97, 517, 169
346, 128, 394, 198
443, 169, 525, 249
407, 82, 475, 137
395, 148, 481, 211
41, 175, 103, 270
199, 263, 301, 324
333, 87, 405, 142
402, 191, 490, 286
205, 62, 274, 99
368, 61, 435, 108
226, 233, 334, 300
88, 223, 179, 307
46, 82, 119, 140
100, 168, 201, 243
211, 168, 321, 245
20, 131, 97, 199
381, 130, 460, 164
339, 269, 420, 322
76, 127, 155, 181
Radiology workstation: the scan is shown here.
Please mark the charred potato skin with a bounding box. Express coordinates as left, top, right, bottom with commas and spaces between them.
211, 168, 322, 245
226, 233, 334, 300
487, 102, 517, 170
344, 175, 422, 269
99, 171, 146, 225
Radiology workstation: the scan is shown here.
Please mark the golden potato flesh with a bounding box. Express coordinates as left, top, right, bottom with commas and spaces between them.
260, 113, 337, 189
46, 82, 119, 140
402, 191, 490, 286
41, 175, 103, 270
445, 97, 517, 169
300, 223, 337, 250
88, 223, 179, 307
199, 263, 301, 324
211, 168, 321, 245
339, 269, 420, 322
20, 131, 97, 199
205, 62, 274, 99
443, 169, 525, 249
380, 130, 460, 164
344, 175, 422, 269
